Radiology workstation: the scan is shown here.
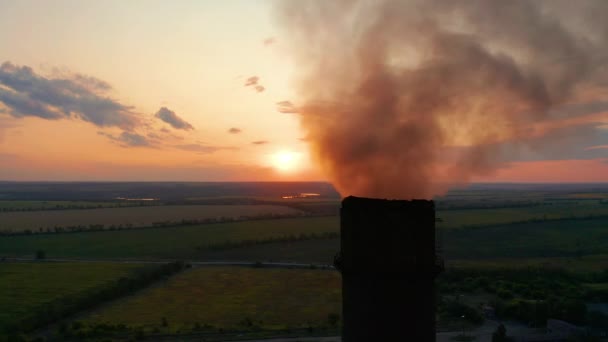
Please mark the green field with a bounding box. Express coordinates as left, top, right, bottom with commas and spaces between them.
84, 267, 341, 330
0, 204, 304, 232
0, 217, 339, 259
437, 202, 608, 229
2, 215, 607, 264
0, 262, 146, 331
442, 217, 608, 259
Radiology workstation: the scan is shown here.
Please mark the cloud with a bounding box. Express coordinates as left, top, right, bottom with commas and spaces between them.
98, 131, 152, 148
585, 145, 608, 150
252, 140, 269, 145
263, 37, 276, 46
154, 107, 194, 130
228, 127, 242, 134
276, 100, 299, 113
244, 76, 265, 93
244, 76, 259, 87
174, 143, 233, 154
160, 127, 170, 133
147, 132, 162, 140
0, 62, 139, 129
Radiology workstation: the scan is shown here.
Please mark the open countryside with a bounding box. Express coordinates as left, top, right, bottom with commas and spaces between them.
1, 182, 608, 341
0, 205, 304, 233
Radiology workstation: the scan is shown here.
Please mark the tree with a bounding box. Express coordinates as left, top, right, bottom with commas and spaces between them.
35, 250, 46, 260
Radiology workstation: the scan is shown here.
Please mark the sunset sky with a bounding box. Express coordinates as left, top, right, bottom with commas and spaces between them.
1, 0, 607, 184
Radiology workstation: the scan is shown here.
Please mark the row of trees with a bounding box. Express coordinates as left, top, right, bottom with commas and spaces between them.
2, 261, 187, 338
0, 202, 157, 213
0, 213, 310, 237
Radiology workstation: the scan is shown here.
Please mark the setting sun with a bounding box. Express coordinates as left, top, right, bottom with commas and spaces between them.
271, 151, 300, 172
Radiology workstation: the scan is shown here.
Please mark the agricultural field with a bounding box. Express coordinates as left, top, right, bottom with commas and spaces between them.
436, 200, 608, 229
0, 262, 147, 332
1, 182, 608, 340
0, 204, 304, 232
0, 216, 339, 260
84, 267, 341, 331
442, 217, 608, 259
0, 200, 124, 211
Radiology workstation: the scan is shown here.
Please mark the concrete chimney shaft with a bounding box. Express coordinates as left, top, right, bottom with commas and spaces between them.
337, 196, 438, 341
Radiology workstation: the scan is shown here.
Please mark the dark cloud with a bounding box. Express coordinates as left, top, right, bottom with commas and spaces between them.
174, 143, 233, 154
160, 127, 170, 133
98, 131, 153, 148
252, 140, 269, 145
228, 127, 242, 134
244, 76, 265, 93
154, 107, 194, 130
276, 100, 299, 113
0, 62, 139, 129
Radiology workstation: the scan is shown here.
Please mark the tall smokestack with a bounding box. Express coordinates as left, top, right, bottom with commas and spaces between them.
337, 196, 439, 341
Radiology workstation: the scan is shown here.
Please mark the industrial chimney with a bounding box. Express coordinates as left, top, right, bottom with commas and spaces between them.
336, 196, 441, 341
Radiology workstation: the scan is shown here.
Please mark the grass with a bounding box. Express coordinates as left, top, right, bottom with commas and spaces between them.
0, 262, 146, 331
199, 238, 340, 264
0, 217, 339, 259
0, 204, 304, 232
84, 267, 341, 330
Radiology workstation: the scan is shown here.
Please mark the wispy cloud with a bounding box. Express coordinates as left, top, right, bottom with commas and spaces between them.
174, 143, 234, 154
228, 127, 242, 134
585, 145, 608, 150
154, 107, 194, 130
0, 62, 139, 129
263, 37, 276, 46
252, 140, 269, 145
276, 100, 298, 113
244, 76, 265, 93
98, 131, 153, 148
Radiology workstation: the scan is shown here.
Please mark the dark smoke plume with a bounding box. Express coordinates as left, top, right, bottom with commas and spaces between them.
276, 0, 608, 199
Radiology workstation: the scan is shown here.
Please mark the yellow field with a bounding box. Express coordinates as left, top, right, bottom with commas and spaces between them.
85, 267, 341, 330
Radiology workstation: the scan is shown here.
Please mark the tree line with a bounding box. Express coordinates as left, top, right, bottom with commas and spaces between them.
1, 261, 187, 340
0, 212, 315, 237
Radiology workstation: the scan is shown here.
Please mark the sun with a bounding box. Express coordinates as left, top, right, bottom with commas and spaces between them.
271, 151, 300, 172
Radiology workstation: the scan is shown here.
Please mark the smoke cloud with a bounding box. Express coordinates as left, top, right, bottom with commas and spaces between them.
276, 0, 608, 199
